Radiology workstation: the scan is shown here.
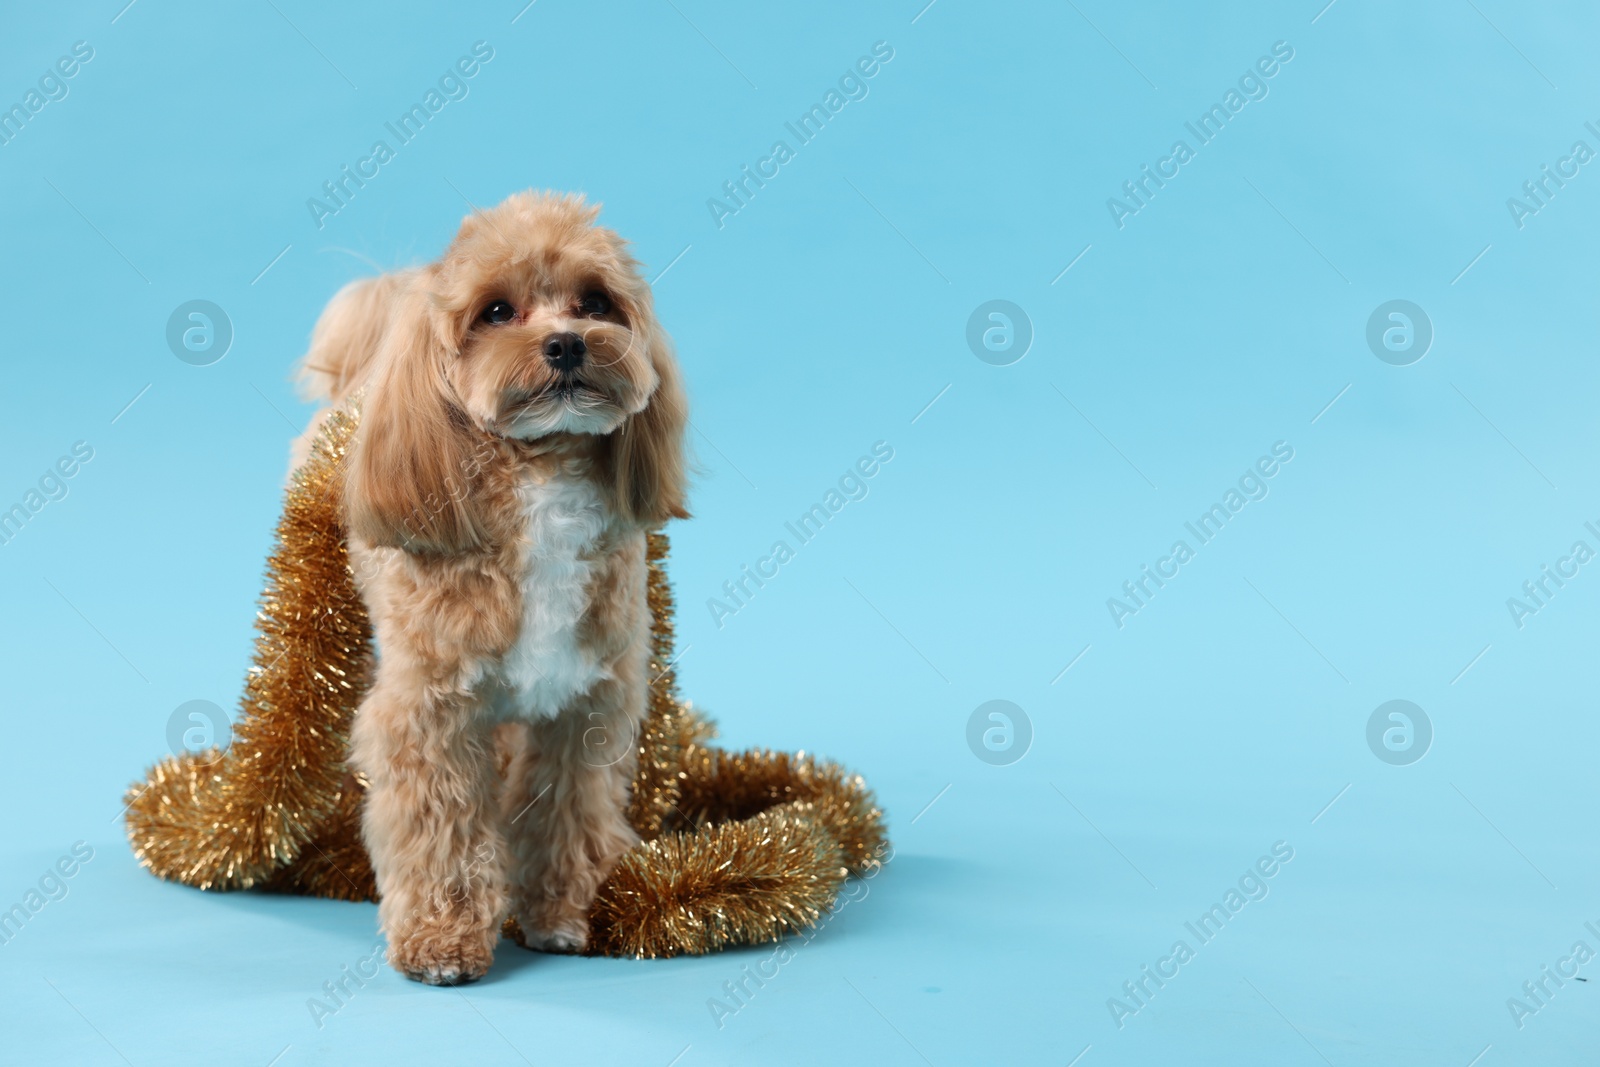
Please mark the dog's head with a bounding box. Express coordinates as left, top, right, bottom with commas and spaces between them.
344, 191, 688, 553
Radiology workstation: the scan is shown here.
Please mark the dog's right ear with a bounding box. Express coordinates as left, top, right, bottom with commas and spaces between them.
343, 271, 487, 555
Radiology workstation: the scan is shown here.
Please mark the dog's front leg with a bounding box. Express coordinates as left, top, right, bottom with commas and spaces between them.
506, 676, 643, 953
352, 675, 509, 984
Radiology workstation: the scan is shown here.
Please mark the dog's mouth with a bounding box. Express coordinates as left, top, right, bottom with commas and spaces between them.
494, 379, 618, 437
509, 378, 609, 408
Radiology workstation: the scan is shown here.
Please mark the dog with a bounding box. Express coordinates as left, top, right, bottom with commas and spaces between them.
293, 191, 688, 984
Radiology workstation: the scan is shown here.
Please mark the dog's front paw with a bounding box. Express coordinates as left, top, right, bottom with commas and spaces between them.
388, 924, 497, 985
518, 914, 589, 954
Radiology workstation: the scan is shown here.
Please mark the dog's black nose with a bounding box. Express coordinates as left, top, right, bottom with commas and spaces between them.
542, 331, 586, 371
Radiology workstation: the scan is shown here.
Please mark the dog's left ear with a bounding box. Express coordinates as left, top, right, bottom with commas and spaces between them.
610, 319, 689, 526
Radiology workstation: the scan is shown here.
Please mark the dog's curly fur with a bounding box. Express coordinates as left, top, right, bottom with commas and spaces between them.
295, 191, 688, 984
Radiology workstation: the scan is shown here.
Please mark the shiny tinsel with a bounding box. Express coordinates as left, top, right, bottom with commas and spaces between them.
587, 804, 845, 958
124, 407, 373, 891
124, 405, 888, 958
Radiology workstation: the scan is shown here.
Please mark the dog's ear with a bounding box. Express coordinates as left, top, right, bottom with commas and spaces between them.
296, 269, 419, 404
344, 272, 487, 554
610, 318, 689, 526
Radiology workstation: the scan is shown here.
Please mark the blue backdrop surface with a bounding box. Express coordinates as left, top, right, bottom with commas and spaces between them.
1, 1, 1597, 1064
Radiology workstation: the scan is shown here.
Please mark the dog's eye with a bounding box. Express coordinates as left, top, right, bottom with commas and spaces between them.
578, 292, 611, 317
479, 300, 517, 325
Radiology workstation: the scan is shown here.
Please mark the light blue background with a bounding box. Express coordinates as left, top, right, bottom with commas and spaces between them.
2, 1, 1597, 1063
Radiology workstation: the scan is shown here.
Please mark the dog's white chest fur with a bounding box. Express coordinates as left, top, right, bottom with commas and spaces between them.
497, 467, 611, 719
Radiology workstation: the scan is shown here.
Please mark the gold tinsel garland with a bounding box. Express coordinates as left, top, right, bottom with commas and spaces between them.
123, 406, 887, 958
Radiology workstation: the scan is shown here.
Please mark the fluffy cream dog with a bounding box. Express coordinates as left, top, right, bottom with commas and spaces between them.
295, 191, 688, 984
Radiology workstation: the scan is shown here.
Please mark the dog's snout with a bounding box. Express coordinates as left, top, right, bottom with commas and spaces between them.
542, 331, 586, 371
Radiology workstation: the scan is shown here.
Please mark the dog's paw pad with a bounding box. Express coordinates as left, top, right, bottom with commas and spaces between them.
389, 930, 495, 985
520, 917, 589, 954
412, 962, 481, 987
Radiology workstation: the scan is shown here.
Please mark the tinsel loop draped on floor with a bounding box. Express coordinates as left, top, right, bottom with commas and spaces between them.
123, 406, 887, 958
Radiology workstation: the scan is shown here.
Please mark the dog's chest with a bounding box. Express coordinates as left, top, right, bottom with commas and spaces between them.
497, 467, 611, 718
